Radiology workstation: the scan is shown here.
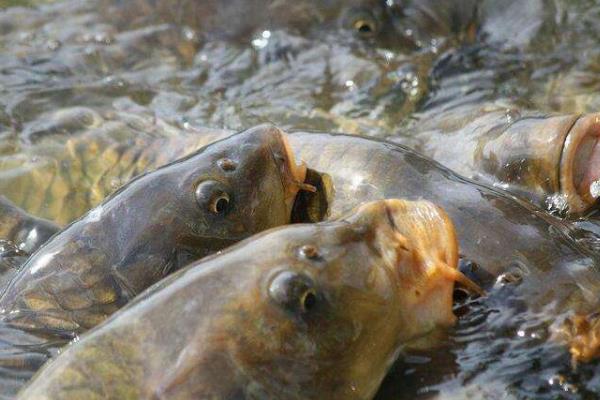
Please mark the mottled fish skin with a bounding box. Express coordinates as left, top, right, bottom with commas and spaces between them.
0, 115, 228, 225
19, 199, 464, 400
0, 124, 306, 338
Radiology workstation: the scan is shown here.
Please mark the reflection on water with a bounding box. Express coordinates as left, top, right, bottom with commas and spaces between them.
1, 0, 600, 398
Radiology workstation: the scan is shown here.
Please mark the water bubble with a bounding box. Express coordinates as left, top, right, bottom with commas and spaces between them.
506, 109, 514, 124
46, 39, 61, 51
181, 26, 198, 42
80, 32, 114, 45
382, 50, 394, 62
251, 30, 271, 49
94, 32, 113, 45
548, 374, 578, 393
345, 80, 356, 91
590, 179, 600, 198
430, 38, 439, 54
545, 193, 569, 214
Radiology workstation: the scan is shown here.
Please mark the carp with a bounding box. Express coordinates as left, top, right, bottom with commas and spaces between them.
19, 199, 476, 400
392, 102, 600, 215
0, 124, 311, 337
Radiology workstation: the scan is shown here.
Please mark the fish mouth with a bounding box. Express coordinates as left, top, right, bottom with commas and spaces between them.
380, 199, 482, 296
358, 199, 482, 334
560, 113, 600, 213
270, 127, 317, 219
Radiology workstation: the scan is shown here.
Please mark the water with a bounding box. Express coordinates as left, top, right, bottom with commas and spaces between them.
1, 0, 600, 398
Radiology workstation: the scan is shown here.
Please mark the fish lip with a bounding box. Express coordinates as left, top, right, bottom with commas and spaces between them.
377, 200, 459, 337
268, 127, 315, 219
376, 200, 483, 328
560, 113, 600, 213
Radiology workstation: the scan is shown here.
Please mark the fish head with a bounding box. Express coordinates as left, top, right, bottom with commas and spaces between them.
164, 123, 306, 236
106, 124, 312, 291
222, 199, 476, 399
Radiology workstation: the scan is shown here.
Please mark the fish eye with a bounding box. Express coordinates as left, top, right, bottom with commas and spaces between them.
269, 270, 318, 314
195, 180, 232, 215
346, 10, 378, 37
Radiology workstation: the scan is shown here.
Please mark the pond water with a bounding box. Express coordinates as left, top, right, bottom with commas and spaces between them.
2, 0, 600, 398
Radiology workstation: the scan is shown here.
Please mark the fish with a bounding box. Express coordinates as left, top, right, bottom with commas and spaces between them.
0, 124, 311, 338
18, 199, 476, 400
392, 102, 600, 215
103, 0, 415, 47
0, 111, 232, 225
287, 132, 599, 306
391, 0, 554, 50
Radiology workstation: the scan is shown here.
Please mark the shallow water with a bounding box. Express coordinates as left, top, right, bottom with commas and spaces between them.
1, 0, 600, 398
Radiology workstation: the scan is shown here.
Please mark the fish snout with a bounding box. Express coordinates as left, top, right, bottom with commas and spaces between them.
259, 124, 316, 216
561, 113, 600, 213
355, 199, 482, 331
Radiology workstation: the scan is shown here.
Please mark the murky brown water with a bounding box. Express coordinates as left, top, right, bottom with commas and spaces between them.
2, 0, 600, 398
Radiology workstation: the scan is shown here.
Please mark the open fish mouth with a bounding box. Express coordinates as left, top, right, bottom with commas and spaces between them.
270, 127, 317, 217
358, 199, 483, 334
381, 199, 482, 295
561, 113, 600, 213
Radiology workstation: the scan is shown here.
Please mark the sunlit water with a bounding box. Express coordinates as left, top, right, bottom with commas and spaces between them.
1, 0, 600, 398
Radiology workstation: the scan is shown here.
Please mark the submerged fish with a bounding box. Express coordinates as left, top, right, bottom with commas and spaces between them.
0, 124, 310, 337
0, 112, 232, 225
18, 199, 474, 400
103, 0, 414, 47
